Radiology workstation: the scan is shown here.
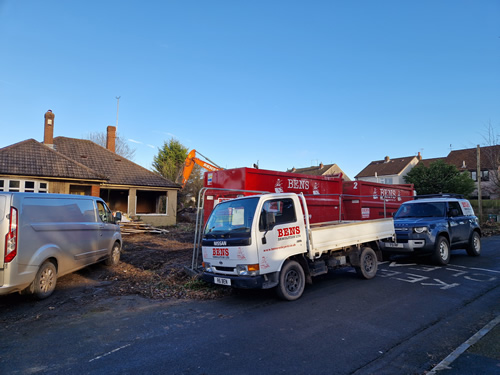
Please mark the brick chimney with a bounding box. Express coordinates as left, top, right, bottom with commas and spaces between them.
44, 110, 55, 146
384, 156, 390, 163
106, 125, 116, 153
418, 152, 422, 161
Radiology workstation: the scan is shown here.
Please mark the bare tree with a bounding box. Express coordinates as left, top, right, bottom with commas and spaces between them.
87, 131, 136, 160
480, 123, 500, 196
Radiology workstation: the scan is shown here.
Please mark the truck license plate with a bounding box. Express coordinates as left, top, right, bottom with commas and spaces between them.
385, 243, 403, 248
214, 277, 231, 286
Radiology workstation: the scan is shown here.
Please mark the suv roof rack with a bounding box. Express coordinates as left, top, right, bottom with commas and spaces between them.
414, 193, 464, 200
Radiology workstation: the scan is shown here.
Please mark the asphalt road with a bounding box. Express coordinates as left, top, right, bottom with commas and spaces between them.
1, 237, 499, 375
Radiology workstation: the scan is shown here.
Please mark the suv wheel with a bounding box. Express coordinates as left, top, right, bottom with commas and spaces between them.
466, 232, 481, 257
432, 236, 450, 265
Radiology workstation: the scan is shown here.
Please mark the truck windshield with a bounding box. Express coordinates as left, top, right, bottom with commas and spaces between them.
395, 202, 446, 218
204, 197, 259, 237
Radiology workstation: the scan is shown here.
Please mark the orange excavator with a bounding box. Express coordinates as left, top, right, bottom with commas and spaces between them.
178, 149, 223, 188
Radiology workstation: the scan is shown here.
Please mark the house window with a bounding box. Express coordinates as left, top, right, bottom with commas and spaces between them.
380, 178, 393, 184
39, 182, 48, 193
471, 170, 489, 182
100, 189, 128, 213
0, 179, 49, 193
24, 181, 35, 193
136, 190, 169, 215
9, 180, 20, 192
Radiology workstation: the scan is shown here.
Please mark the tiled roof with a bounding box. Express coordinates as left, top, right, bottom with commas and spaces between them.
356, 156, 417, 178
0, 139, 107, 181
418, 157, 446, 167
288, 163, 340, 176
53, 137, 178, 188
446, 145, 500, 170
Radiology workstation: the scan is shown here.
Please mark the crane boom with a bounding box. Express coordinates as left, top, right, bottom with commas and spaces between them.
179, 149, 222, 188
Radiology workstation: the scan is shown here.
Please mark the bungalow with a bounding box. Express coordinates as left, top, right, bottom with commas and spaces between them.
0, 110, 180, 226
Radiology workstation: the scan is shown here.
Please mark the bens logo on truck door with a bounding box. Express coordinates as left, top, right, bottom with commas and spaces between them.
277, 226, 301, 241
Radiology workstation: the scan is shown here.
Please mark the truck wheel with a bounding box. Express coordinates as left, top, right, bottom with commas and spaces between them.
466, 232, 481, 257
432, 236, 450, 265
105, 242, 121, 266
355, 247, 378, 279
276, 260, 305, 301
32, 261, 57, 299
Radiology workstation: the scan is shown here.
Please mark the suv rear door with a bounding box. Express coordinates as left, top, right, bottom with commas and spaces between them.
447, 201, 470, 244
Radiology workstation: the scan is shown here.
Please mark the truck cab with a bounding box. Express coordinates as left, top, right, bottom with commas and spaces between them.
202, 194, 306, 291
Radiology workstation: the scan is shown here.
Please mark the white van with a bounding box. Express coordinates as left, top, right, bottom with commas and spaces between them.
0, 192, 122, 299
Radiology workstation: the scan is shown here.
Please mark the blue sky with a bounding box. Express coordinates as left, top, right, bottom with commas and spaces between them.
1, 0, 499, 179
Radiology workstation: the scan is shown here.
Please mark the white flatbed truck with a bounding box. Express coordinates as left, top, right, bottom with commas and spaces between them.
201, 193, 395, 300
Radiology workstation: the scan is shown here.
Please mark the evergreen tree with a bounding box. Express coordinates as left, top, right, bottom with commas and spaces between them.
404, 160, 476, 196
152, 138, 188, 182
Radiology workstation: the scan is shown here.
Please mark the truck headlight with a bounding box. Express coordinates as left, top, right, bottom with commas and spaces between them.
203, 262, 213, 272
236, 264, 260, 276
413, 227, 428, 234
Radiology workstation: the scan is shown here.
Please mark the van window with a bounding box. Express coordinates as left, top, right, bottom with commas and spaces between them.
23, 197, 96, 223
97, 201, 114, 223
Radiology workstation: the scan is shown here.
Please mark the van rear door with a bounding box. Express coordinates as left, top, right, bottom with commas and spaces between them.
0, 195, 7, 269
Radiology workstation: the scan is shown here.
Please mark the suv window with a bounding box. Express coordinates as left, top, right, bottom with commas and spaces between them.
396, 202, 446, 219
447, 201, 463, 217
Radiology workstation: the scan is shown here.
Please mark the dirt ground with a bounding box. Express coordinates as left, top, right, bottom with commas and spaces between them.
63, 222, 233, 301
0, 223, 234, 326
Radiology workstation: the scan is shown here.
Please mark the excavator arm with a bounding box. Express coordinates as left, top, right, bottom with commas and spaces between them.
179, 149, 222, 188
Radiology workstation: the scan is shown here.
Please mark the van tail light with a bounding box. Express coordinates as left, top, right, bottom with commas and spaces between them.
5, 207, 18, 263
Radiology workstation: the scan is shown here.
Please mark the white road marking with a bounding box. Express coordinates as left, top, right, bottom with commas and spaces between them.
89, 344, 131, 363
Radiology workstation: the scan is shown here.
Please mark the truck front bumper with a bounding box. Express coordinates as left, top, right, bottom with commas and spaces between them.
202, 271, 279, 290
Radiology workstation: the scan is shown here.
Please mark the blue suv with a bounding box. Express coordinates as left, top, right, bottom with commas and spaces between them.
380, 194, 481, 265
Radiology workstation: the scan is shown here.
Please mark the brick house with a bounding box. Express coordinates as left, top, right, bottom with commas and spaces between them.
0, 110, 180, 226
355, 154, 422, 184
444, 146, 500, 199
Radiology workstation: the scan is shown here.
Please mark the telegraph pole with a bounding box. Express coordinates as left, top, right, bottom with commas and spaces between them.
477, 145, 483, 223
115, 96, 121, 131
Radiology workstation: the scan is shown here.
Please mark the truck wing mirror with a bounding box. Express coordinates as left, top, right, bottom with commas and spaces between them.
114, 212, 122, 223
262, 212, 276, 245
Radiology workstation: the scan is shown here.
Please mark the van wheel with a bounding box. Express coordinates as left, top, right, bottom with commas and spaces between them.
33, 261, 57, 299
355, 247, 378, 279
105, 242, 121, 266
432, 236, 450, 265
276, 260, 305, 301
466, 232, 481, 257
